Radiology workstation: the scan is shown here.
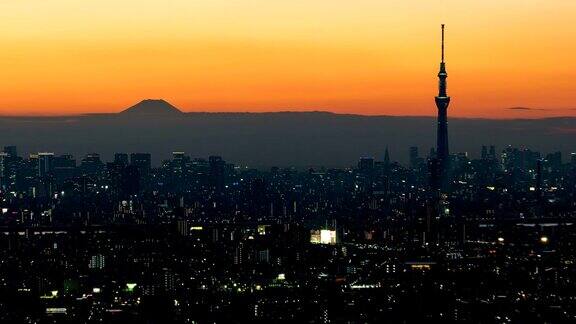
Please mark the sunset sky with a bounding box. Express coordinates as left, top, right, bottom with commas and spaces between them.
0, 0, 575, 117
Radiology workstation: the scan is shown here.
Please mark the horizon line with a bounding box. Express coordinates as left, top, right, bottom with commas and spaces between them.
0, 110, 574, 120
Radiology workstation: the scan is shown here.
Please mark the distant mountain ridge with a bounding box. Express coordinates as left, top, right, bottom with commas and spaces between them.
0, 99, 575, 168
120, 99, 182, 115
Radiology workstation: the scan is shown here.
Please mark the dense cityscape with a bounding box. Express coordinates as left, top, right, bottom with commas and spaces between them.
0, 143, 575, 322
1, 24, 575, 323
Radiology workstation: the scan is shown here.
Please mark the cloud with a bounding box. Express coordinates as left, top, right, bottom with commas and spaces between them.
507, 107, 546, 111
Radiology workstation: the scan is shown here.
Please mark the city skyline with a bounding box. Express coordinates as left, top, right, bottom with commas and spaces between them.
1, 4, 576, 320
1, 1, 576, 118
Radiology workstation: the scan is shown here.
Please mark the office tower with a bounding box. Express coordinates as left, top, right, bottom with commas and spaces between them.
121, 165, 140, 196
489, 145, 497, 160
409, 146, 419, 169
80, 153, 104, 175
161, 268, 176, 294
53, 155, 77, 183
209, 156, 225, 192
114, 153, 129, 166
234, 243, 244, 265
176, 219, 189, 236
172, 152, 188, 171
3, 146, 17, 158
0, 152, 7, 187
0, 153, 7, 170
384, 148, 390, 165
172, 151, 186, 160
54, 154, 75, 168
358, 157, 375, 172
481, 146, 488, 160
258, 249, 270, 264
37, 152, 55, 177
435, 24, 451, 184
545, 152, 562, 171
130, 153, 152, 175
89, 254, 106, 270
535, 159, 543, 197
1, 146, 19, 190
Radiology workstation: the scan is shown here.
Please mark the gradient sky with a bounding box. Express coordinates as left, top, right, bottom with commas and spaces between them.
0, 0, 575, 117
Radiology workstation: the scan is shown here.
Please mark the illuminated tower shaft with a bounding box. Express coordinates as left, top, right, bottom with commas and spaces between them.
435, 24, 450, 169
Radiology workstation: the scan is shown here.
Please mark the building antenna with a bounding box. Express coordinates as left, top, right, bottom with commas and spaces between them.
441, 24, 445, 63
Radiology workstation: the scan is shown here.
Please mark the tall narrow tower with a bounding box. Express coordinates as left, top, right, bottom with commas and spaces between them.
435, 24, 450, 173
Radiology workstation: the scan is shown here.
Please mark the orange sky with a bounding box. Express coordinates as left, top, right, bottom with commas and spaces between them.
0, 0, 575, 118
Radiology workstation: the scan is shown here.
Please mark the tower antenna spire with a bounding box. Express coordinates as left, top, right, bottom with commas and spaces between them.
434, 23, 451, 191
441, 24, 445, 63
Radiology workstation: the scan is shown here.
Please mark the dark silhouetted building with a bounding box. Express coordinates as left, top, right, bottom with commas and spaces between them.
3, 146, 17, 158
410, 146, 419, 169
53, 154, 76, 183
80, 153, 104, 176
121, 165, 140, 196
435, 24, 451, 188
114, 153, 129, 166
209, 156, 225, 192
358, 157, 375, 173
131, 153, 152, 175
38, 152, 55, 177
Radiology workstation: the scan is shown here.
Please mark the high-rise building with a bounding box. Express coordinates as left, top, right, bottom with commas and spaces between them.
358, 157, 375, 172
384, 148, 390, 165
481, 146, 488, 160
89, 254, 106, 270
114, 153, 129, 166
53, 154, 77, 183
80, 153, 104, 175
161, 268, 176, 294
535, 159, 543, 196
435, 24, 451, 183
171, 152, 188, 173
176, 219, 189, 236
121, 165, 140, 196
545, 152, 562, 171
130, 153, 152, 175
489, 145, 497, 160
209, 156, 225, 192
258, 249, 270, 264
37, 152, 55, 177
234, 242, 244, 265
409, 146, 419, 169
172, 151, 186, 161
3, 146, 17, 158
0, 152, 8, 187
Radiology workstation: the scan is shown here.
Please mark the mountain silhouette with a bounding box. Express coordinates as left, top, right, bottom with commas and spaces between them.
120, 99, 182, 115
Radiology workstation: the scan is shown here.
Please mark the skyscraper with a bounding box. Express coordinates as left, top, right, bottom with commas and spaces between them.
114, 153, 129, 166
0, 152, 8, 187
38, 152, 55, 177
209, 156, 225, 192
409, 146, 419, 169
130, 153, 152, 175
358, 157, 375, 172
80, 153, 104, 175
435, 24, 451, 186
481, 146, 488, 160
3, 146, 17, 158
